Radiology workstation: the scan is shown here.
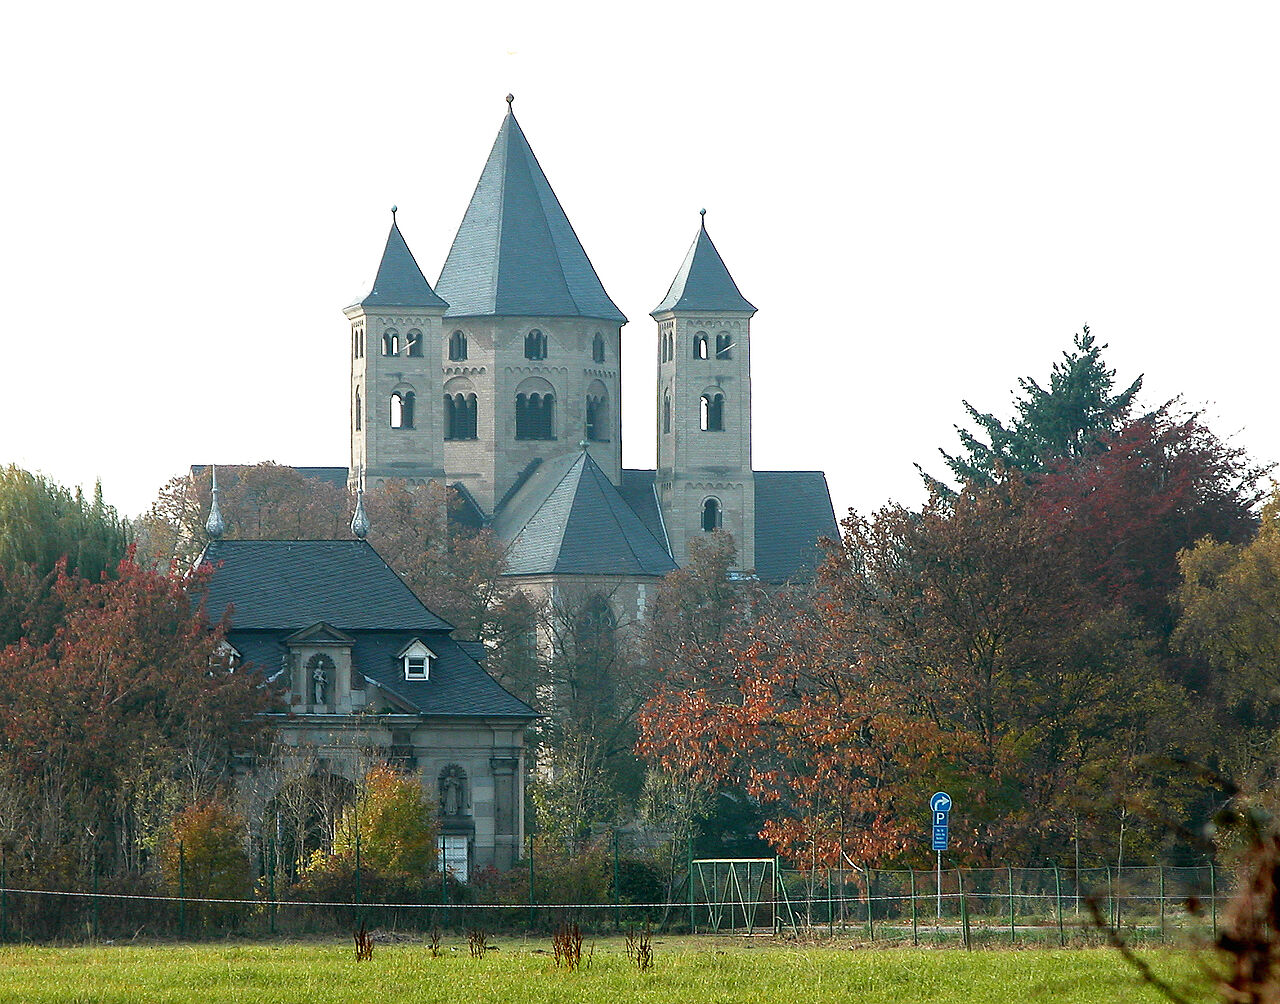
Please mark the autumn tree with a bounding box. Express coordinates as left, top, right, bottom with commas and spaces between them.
1175, 491, 1280, 781
923, 327, 1142, 491
0, 556, 276, 884
329, 764, 439, 875
161, 801, 253, 928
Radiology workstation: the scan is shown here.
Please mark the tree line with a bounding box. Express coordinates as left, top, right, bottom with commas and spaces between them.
1, 327, 1278, 927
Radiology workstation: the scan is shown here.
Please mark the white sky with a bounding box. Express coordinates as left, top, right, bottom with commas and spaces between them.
2, 2, 1277, 521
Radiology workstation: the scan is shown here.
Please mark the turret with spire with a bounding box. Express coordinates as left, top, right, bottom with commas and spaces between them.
345, 207, 448, 495
652, 212, 756, 570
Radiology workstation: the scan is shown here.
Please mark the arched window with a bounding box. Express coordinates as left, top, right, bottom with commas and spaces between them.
524, 329, 547, 361
715, 333, 732, 359
700, 391, 724, 432
662, 390, 671, 434
667, 332, 674, 362
516, 392, 555, 440
694, 332, 708, 359
390, 391, 415, 429
445, 392, 478, 440
701, 498, 721, 532
355, 389, 362, 431
585, 383, 609, 442
592, 332, 605, 364
382, 329, 400, 356
406, 329, 423, 357
449, 330, 468, 361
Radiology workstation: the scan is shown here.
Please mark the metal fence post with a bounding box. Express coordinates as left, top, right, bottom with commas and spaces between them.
687, 838, 694, 934
1105, 863, 1113, 929
828, 867, 834, 937
1053, 863, 1064, 947
1, 845, 7, 942
613, 828, 621, 932
1210, 860, 1217, 940
867, 867, 874, 942
1158, 864, 1165, 942
910, 869, 918, 946
957, 868, 970, 949
355, 826, 363, 926
1007, 863, 1015, 944
178, 840, 186, 938
268, 837, 276, 936
527, 833, 535, 929
92, 846, 99, 941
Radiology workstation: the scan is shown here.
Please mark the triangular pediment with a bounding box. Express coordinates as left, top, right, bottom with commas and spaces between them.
284, 622, 356, 647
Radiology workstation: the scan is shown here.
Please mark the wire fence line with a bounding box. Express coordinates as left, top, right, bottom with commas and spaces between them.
0, 862, 1229, 943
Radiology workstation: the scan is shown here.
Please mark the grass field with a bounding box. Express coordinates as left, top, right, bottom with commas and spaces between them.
0, 936, 1218, 1004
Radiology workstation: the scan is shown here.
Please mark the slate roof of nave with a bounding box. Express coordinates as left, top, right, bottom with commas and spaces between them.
621, 469, 839, 584
353, 219, 448, 309
492, 451, 677, 577
434, 107, 627, 323
651, 217, 757, 316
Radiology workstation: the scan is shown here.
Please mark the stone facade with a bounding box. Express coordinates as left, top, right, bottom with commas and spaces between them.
654, 311, 756, 570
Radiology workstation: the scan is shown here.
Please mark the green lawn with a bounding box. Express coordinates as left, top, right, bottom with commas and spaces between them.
0, 938, 1215, 1004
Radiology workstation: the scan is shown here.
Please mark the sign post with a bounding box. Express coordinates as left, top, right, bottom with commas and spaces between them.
930, 792, 951, 920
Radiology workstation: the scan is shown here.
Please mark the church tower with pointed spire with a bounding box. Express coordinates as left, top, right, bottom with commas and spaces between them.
652, 213, 756, 571
432, 97, 627, 513
345, 210, 449, 490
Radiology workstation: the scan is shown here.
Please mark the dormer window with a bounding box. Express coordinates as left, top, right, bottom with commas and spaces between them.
399, 639, 437, 681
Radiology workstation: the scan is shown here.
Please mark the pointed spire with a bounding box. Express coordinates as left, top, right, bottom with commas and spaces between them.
350, 468, 370, 539
651, 213, 756, 316
435, 104, 626, 323
355, 210, 448, 309
205, 466, 225, 540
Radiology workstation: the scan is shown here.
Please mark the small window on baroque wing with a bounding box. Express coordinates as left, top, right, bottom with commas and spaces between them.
400, 639, 436, 680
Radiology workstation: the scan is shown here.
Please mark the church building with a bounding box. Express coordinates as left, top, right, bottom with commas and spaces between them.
344, 97, 837, 627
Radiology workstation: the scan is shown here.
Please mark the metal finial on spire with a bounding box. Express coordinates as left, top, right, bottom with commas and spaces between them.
506, 93, 514, 110
350, 468, 370, 539
205, 465, 225, 540
578, 439, 589, 452
700, 208, 707, 228
391, 205, 398, 219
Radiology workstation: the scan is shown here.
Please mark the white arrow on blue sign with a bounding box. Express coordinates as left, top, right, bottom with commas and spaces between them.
930, 791, 951, 851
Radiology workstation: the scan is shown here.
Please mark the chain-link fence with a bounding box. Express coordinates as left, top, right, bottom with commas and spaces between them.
0, 855, 1228, 944
775, 864, 1225, 945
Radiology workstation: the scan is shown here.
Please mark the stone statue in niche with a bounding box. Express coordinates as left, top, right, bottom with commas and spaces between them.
307, 653, 334, 706
439, 765, 466, 816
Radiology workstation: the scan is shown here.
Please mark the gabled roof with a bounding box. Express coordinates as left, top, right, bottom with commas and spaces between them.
494, 451, 676, 577
652, 217, 756, 316
198, 539, 453, 631
435, 107, 626, 323
354, 219, 448, 310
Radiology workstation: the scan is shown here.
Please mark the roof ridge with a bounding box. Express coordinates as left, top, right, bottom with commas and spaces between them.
583, 455, 648, 573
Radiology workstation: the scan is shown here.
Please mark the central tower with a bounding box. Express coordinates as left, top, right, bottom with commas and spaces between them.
432, 98, 627, 514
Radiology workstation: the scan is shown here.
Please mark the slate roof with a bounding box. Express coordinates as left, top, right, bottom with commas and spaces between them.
652, 218, 756, 316
621, 469, 838, 584
435, 108, 626, 323
494, 452, 677, 577
752, 471, 839, 583
198, 539, 453, 632
201, 539, 534, 719
354, 220, 448, 309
